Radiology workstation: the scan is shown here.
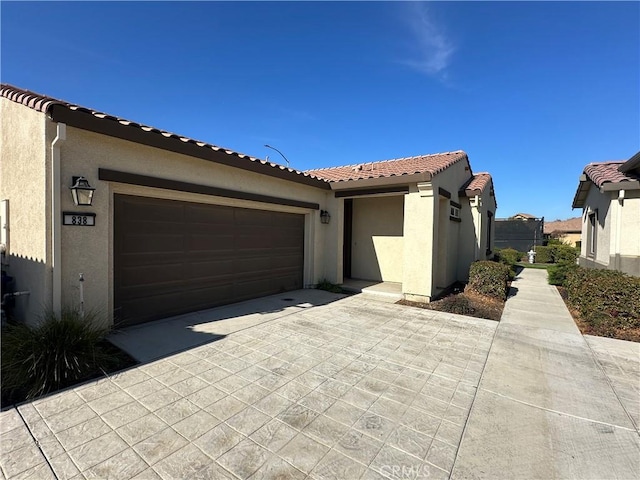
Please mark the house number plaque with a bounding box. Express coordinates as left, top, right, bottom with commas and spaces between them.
63, 212, 96, 226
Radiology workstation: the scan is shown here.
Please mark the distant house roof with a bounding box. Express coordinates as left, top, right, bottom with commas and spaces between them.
544, 217, 581, 235
573, 158, 640, 208
0, 83, 330, 190
512, 213, 537, 219
305, 151, 467, 183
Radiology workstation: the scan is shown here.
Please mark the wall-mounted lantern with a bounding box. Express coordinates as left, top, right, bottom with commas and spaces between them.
320, 210, 331, 224
70, 177, 95, 206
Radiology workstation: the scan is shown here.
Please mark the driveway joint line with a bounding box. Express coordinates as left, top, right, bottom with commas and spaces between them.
449, 320, 500, 478
481, 387, 638, 432
583, 338, 640, 436
15, 407, 59, 480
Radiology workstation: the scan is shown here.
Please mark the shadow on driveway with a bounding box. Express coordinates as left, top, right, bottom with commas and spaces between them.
108, 289, 346, 364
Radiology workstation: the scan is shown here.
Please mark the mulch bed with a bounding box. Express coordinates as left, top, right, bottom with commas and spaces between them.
398, 290, 504, 321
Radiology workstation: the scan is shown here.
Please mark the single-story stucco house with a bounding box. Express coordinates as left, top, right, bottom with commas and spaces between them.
1, 84, 497, 327
572, 151, 640, 276
543, 217, 582, 247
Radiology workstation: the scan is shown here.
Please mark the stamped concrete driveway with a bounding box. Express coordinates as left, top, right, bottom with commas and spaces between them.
1, 292, 497, 480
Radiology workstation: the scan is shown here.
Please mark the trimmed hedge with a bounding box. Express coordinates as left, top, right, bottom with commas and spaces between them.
564, 267, 640, 330
495, 248, 522, 267
467, 261, 510, 300
533, 244, 578, 265
550, 244, 579, 264
548, 262, 578, 286
534, 246, 552, 263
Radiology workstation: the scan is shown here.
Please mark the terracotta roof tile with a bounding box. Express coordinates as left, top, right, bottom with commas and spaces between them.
583, 161, 638, 188
543, 217, 581, 235
0, 83, 327, 186
460, 172, 492, 196
305, 151, 467, 182
573, 160, 640, 208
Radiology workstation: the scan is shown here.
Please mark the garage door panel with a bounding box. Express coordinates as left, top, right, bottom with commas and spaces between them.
187, 233, 235, 251
235, 209, 274, 226
122, 233, 184, 254
180, 284, 235, 308
115, 194, 305, 326
186, 204, 234, 224
120, 263, 184, 285
119, 253, 184, 268
123, 201, 183, 223
187, 260, 235, 279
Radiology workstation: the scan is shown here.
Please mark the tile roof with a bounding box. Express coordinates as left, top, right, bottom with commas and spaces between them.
543, 217, 581, 235
583, 161, 636, 188
0, 83, 329, 189
460, 172, 493, 196
572, 160, 640, 208
304, 151, 467, 183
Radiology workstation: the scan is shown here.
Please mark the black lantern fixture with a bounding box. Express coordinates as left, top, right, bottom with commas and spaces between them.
70, 177, 95, 206
320, 210, 330, 224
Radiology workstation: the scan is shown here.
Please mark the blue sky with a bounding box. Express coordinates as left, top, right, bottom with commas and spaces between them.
2, 1, 638, 220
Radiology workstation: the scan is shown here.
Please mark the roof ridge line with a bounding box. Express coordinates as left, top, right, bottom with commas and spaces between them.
305, 150, 466, 172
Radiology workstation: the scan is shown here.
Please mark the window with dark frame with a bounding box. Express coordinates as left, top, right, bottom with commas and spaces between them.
588, 211, 597, 257
486, 211, 493, 255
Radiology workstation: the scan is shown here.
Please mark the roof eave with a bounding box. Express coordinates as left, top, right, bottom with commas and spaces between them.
600, 180, 640, 192
48, 105, 331, 190
572, 180, 591, 209
618, 151, 640, 173
328, 171, 432, 190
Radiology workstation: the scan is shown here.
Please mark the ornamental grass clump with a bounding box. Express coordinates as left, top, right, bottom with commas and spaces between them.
1, 308, 118, 403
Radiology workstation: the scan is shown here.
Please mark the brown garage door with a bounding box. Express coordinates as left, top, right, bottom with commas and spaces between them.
114, 194, 304, 327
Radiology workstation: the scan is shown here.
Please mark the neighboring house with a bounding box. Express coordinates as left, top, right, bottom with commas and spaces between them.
511, 213, 536, 220
543, 217, 582, 247
494, 215, 544, 252
572, 152, 640, 276
1, 84, 497, 327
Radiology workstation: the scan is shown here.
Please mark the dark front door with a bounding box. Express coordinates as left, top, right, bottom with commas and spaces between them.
114, 194, 304, 327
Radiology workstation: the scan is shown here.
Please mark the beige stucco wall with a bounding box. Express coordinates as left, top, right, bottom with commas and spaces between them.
402, 183, 436, 301
579, 185, 612, 267
350, 195, 404, 282
456, 197, 476, 280
555, 232, 581, 247
616, 191, 640, 257
480, 190, 498, 258
53, 125, 337, 325
400, 157, 498, 301
0, 99, 50, 325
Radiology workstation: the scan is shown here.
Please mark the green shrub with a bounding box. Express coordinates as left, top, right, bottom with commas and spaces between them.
565, 267, 640, 330
534, 246, 552, 263
550, 244, 579, 264
496, 248, 522, 267
1, 308, 119, 401
466, 261, 510, 300
548, 262, 578, 286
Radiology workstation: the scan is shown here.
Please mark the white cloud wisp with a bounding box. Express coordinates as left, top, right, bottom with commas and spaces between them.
403, 3, 455, 80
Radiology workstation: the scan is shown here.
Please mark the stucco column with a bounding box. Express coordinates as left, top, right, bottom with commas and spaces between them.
402, 183, 436, 302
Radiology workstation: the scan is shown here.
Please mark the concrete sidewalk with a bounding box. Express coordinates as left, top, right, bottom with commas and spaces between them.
452, 268, 640, 479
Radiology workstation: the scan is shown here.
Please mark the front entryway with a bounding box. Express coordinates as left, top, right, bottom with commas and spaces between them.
342, 195, 404, 282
